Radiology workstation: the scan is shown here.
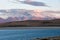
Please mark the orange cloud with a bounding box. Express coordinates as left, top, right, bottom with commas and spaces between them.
31, 9, 44, 18
33, 9, 42, 13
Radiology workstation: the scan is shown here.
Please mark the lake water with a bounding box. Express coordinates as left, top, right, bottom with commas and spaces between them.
0, 27, 60, 40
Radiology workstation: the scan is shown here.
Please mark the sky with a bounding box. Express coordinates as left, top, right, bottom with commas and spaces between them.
0, 0, 60, 20
0, 0, 60, 11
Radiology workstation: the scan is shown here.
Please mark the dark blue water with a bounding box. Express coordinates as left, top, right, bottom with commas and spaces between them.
0, 29, 60, 40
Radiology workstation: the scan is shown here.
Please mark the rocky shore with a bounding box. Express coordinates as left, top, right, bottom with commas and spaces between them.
34, 36, 60, 40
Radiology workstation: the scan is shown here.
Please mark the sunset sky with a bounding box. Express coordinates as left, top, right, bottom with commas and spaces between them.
0, 0, 60, 11
0, 0, 60, 21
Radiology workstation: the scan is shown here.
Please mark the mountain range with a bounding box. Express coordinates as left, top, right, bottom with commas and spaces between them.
0, 9, 60, 23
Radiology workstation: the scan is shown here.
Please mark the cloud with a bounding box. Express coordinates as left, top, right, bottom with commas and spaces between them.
20, 1, 48, 6
0, 9, 60, 20
0, 9, 33, 19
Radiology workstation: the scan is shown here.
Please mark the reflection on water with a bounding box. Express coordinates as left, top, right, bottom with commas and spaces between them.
0, 28, 60, 40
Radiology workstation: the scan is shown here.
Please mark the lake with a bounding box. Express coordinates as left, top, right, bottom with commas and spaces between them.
0, 27, 60, 40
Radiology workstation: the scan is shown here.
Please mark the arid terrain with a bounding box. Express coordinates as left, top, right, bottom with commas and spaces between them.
0, 19, 60, 27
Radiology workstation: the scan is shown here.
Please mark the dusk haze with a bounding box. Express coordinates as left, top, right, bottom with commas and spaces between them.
0, 0, 60, 26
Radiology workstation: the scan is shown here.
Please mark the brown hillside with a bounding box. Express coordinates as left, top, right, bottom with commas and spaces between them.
0, 19, 60, 27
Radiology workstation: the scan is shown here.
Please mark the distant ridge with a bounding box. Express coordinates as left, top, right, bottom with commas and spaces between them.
0, 9, 60, 23
0, 19, 60, 27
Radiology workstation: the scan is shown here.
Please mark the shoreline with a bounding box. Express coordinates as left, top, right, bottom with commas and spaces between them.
0, 27, 60, 30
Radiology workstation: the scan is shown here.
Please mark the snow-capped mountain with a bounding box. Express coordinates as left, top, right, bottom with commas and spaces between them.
0, 18, 6, 23
0, 9, 60, 23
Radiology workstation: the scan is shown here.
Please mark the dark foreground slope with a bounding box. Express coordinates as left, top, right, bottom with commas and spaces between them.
0, 19, 60, 27
34, 36, 60, 40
